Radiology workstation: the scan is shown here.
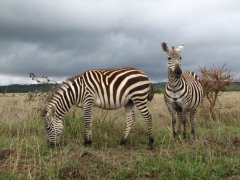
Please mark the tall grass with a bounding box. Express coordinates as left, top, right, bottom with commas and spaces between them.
0, 93, 239, 179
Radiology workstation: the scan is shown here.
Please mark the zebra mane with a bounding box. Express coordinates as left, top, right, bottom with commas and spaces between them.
185, 71, 199, 81
66, 73, 83, 82
43, 78, 75, 117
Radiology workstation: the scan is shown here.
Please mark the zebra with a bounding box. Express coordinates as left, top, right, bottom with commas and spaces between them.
43, 67, 154, 148
161, 42, 203, 141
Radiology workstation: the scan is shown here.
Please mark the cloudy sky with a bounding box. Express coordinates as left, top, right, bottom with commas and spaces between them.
0, 0, 239, 85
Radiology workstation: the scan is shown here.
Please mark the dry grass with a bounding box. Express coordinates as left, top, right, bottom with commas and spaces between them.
0, 92, 239, 179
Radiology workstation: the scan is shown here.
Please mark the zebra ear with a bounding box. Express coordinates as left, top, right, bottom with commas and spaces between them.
176, 43, 184, 52
161, 42, 169, 52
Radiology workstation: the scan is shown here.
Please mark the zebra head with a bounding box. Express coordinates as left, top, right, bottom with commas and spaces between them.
161, 42, 184, 78
43, 106, 63, 146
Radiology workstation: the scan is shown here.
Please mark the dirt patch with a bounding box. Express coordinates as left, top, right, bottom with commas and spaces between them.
232, 136, 240, 147
59, 167, 88, 180
201, 136, 226, 147
80, 150, 95, 158
59, 151, 97, 179
0, 149, 16, 160
226, 175, 240, 180
59, 150, 117, 179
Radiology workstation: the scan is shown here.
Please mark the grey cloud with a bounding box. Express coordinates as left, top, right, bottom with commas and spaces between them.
0, 0, 240, 85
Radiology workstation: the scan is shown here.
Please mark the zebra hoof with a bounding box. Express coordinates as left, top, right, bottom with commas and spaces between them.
183, 138, 188, 144
192, 135, 196, 141
148, 137, 154, 150
48, 143, 57, 148
84, 139, 92, 146
119, 138, 127, 145
47, 140, 60, 148
173, 131, 178, 137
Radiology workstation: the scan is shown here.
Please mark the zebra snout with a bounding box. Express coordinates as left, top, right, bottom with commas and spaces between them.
174, 66, 182, 77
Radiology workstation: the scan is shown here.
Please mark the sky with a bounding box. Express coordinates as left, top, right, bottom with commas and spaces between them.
0, 0, 240, 85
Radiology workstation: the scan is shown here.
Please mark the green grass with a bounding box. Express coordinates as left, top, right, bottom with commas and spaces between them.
0, 116, 239, 179
0, 94, 239, 179
154, 88, 164, 94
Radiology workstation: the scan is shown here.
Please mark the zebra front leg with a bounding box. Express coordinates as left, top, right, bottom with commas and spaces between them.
120, 102, 134, 145
83, 102, 94, 146
172, 114, 178, 138
166, 102, 177, 137
177, 112, 182, 136
170, 110, 178, 138
182, 111, 188, 142
190, 110, 196, 140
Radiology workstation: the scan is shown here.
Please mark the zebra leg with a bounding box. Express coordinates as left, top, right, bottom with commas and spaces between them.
172, 112, 177, 138
132, 110, 135, 122
177, 112, 182, 135
166, 100, 177, 137
190, 110, 196, 140
120, 101, 134, 145
182, 111, 188, 142
134, 101, 154, 149
83, 101, 94, 145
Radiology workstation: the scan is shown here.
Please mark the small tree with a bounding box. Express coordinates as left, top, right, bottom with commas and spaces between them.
30, 73, 58, 84
199, 64, 234, 117
28, 73, 58, 106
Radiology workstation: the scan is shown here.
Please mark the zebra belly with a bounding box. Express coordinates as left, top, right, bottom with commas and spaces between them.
94, 96, 128, 110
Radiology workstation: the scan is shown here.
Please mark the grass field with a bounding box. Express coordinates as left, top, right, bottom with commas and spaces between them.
0, 92, 239, 179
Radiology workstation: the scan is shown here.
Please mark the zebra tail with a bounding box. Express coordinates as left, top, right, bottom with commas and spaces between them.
148, 83, 154, 101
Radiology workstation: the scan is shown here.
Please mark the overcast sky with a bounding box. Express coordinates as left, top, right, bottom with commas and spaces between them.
0, 0, 239, 85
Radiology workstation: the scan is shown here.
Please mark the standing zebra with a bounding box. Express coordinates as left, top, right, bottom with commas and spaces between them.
43, 67, 154, 148
161, 42, 203, 141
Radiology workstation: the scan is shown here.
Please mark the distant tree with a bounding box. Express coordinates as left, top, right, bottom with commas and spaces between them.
199, 64, 234, 117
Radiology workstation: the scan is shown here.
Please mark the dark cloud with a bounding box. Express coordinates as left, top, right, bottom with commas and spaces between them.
0, 0, 240, 85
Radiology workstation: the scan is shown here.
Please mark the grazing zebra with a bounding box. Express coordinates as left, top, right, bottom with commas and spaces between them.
161, 42, 203, 141
43, 67, 154, 148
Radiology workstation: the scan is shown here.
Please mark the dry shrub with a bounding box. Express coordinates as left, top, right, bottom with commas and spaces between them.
199, 64, 234, 118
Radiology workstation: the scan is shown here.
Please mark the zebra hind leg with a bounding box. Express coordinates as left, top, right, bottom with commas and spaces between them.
134, 100, 154, 149
83, 102, 94, 146
120, 101, 135, 145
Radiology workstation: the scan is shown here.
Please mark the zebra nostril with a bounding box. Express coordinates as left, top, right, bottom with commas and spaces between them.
174, 66, 182, 77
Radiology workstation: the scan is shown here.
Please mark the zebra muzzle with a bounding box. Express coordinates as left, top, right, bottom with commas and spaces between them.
174, 66, 182, 77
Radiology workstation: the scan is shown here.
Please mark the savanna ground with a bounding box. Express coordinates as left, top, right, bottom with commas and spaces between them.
0, 92, 239, 179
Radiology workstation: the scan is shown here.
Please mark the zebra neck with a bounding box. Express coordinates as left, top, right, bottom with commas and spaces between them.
167, 73, 182, 90
52, 83, 76, 120
54, 97, 72, 120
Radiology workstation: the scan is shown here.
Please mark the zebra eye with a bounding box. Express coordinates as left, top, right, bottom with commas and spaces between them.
168, 57, 171, 60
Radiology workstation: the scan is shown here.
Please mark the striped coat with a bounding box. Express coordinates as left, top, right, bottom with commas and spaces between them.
161, 42, 203, 141
43, 67, 154, 147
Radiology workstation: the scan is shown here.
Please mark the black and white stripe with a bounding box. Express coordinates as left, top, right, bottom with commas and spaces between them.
43, 67, 154, 147
161, 42, 203, 141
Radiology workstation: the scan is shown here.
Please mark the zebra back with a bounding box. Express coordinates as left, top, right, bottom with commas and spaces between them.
43, 67, 153, 115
